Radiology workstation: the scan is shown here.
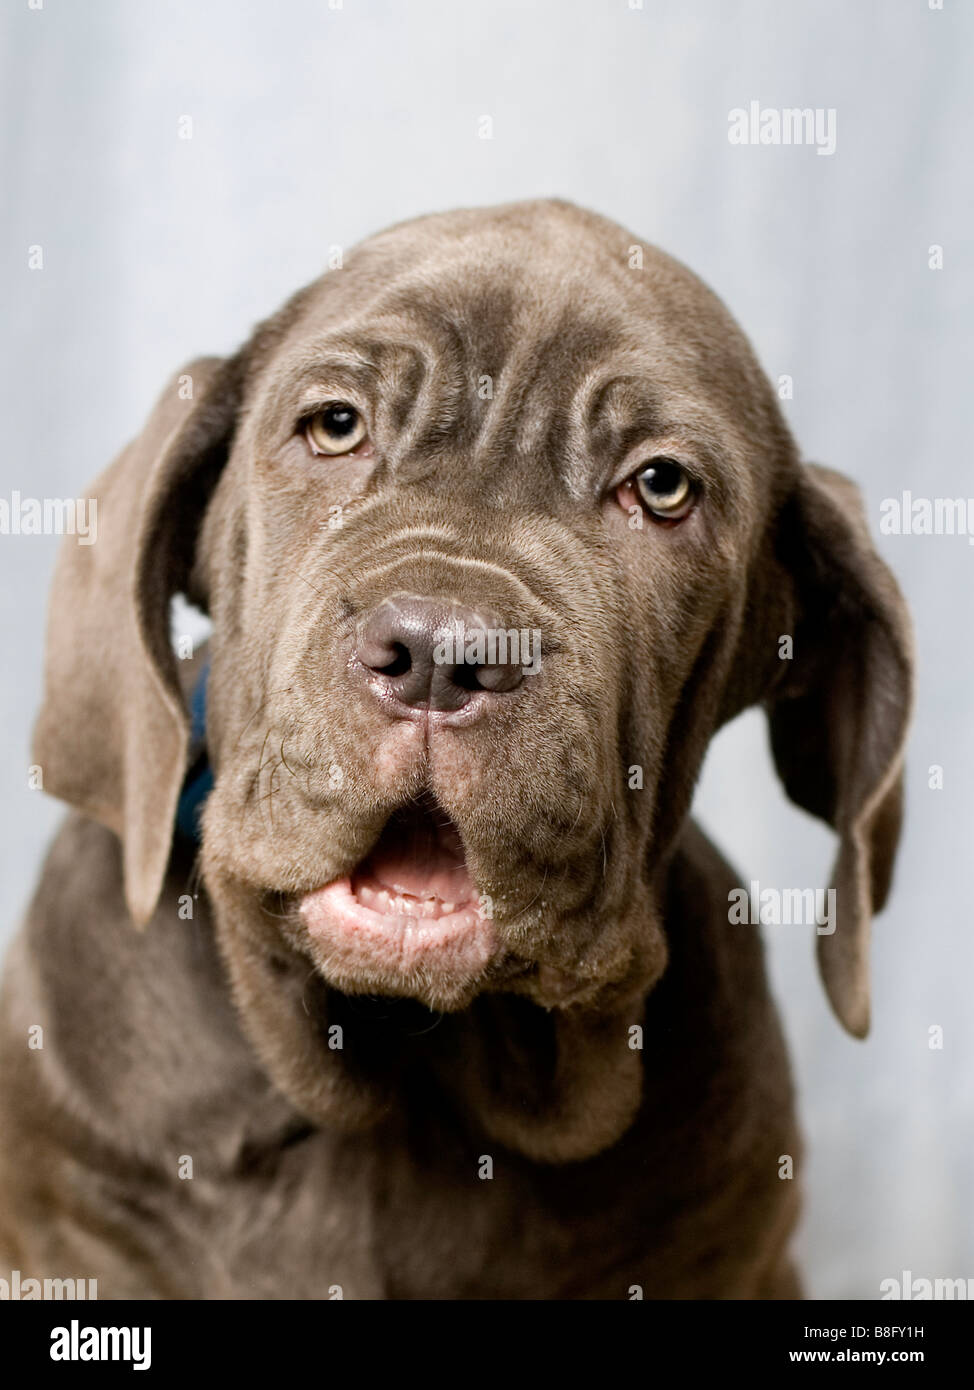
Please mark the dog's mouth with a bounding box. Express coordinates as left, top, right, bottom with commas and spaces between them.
298, 799, 497, 1003
351, 802, 477, 916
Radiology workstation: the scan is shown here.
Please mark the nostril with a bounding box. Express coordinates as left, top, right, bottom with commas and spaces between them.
451, 661, 486, 693
357, 633, 413, 678
471, 662, 524, 694
373, 643, 412, 678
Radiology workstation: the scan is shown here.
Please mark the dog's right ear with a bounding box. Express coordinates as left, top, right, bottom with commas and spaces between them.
33, 356, 243, 926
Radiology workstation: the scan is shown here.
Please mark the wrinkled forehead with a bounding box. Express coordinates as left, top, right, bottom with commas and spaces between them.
248, 210, 784, 501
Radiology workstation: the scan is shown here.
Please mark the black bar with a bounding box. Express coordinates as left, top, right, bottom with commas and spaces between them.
2, 1299, 966, 1376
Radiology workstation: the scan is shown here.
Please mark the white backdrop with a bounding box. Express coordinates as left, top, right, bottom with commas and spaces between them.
1, 0, 971, 1299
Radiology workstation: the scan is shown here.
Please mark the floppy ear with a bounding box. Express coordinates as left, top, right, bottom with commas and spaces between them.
33, 356, 241, 926
766, 464, 914, 1038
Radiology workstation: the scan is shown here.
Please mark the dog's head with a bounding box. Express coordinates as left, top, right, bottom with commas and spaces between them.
35, 200, 912, 1160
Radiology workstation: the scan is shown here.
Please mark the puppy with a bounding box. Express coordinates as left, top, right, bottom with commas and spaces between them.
0, 200, 912, 1299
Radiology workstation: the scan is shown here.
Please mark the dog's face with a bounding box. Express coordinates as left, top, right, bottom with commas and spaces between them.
36, 201, 912, 1158
199, 203, 789, 1018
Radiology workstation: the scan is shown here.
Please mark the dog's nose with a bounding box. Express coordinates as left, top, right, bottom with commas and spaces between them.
354, 597, 526, 712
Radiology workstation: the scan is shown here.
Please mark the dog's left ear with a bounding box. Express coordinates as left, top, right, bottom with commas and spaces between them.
765, 464, 914, 1038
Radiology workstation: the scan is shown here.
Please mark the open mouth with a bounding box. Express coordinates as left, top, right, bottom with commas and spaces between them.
299, 799, 497, 997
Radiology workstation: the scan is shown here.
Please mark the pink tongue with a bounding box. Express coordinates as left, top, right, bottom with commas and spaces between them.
356, 810, 475, 903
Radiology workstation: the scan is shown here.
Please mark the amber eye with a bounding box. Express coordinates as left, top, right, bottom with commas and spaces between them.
305, 403, 368, 455
632, 457, 694, 519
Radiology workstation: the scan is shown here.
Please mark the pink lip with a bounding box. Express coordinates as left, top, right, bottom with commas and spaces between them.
299, 877, 497, 979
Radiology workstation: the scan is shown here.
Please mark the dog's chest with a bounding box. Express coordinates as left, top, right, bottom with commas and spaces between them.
183, 1090, 796, 1300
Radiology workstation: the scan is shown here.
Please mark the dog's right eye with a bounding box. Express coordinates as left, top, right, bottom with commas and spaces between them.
305, 403, 369, 456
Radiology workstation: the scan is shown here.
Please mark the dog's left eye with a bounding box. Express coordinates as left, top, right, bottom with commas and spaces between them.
624, 457, 695, 520
305, 403, 368, 456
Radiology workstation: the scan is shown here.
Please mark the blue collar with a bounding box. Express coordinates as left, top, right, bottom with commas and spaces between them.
175, 659, 213, 843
